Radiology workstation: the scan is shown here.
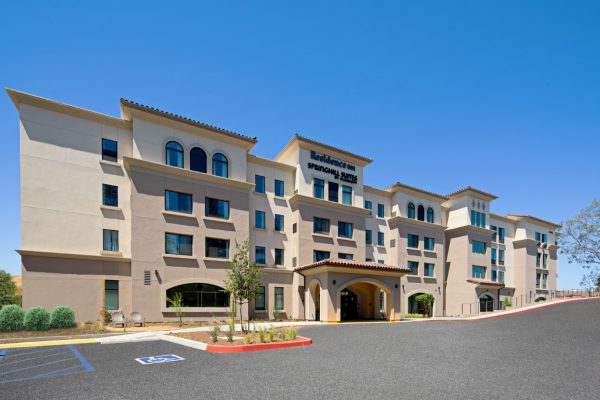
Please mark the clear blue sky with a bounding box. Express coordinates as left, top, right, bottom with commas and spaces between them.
0, 1, 598, 287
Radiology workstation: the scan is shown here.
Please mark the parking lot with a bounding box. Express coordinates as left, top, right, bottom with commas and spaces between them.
2, 299, 599, 399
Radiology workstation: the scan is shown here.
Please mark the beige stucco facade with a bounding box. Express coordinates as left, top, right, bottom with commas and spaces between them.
9, 89, 560, 322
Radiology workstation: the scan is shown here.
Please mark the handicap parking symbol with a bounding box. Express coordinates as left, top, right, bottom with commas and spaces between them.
135, 354, 185, 365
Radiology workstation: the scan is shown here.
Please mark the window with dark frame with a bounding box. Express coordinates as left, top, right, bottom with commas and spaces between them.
101, 138, 117, 162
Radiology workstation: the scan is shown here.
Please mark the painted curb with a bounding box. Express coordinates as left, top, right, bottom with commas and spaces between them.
205, 337, 312, 353
0, 338, 98, 349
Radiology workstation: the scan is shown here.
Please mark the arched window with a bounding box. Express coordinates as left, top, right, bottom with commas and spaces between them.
165, 141, 184, 168
166, 283, 230, 308
426, 207, 434, 223
407, 202, 415, 219
212, 153, 228, 178
190, 147, 207, 173
417, 205, 425, 221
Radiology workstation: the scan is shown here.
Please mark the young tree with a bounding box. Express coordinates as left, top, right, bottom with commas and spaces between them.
223, 240, 262, 333
167, 292, 184, 327
0, 270, 17, 307
415, 293, 434, 317
560, 200, 600, 291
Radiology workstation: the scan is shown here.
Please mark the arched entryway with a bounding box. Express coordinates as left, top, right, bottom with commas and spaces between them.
407, 292, 435, 317
337, 278, 394, 321
479, 293, 494, 312
341, 288, 358, 320
306, 279, 322, 321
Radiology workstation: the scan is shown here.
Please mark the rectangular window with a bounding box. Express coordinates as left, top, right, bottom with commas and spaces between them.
255, 246, 266, 264
313, 250, 330, 262
255, 286, 265, 310
535, 232, 541, 242
491, 248, 497, 264
165, 233, 193, 256
498, 271, 505, 284
536, 272, 541, 288
338, 221, 353, 239
365, 229, 372, 245
498, 227, 505, 242
424, 237, 435, 251
328, 182, 339, 202
471, 209, 476, 226
274, 214, 284, 231
342, 185, 352, 205
407, 234, 419, 249
407, 261, 418, 275
536, 253, 541, 267
205, 197, 230, 219
377, 232, 385, 246
102, 184, 118, 207
364, 200, 373, 216
472, 240, 486, 254
274, 287, 284, 310
377, 203, 385, 218
491, 270, 497, 282
499, 249, 505, 265
481, 213, 486, 228
313, 178, 324, 199
101, 138, 117, 162
471, 210, 486, 228
104, 280, 119, 310
338, 253, 353, 260
424, 263, 434, 277
541, 233, 547, 243
165, 190, 192, 213
378, 260, 385, 264
275, 248, 284, 266
103, 229, 119, 252
255, 175, 265, 194
490, 225, 497, 241
274, 179, 285, 197
255, 210, 266, 229
205, 238, 230, 259
472, 265, 486, 279
313, 217, 330, 234
542, 273, 548, 289
543, 253, 548, 268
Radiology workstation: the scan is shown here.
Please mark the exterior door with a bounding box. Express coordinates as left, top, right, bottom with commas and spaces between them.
341, 289, 358, 320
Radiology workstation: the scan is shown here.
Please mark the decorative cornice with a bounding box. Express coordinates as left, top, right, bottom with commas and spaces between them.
388, 215, 446, 231
507, 214, 561, 230
275, 134, 372, 166
445, 225, 496, 237
446, 186, 498, 201
247, 154, 296, 172
386, 182, 448, 201
17, 249, 131, 262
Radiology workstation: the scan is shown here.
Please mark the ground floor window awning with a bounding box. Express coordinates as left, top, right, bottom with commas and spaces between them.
467, 279, 506, 288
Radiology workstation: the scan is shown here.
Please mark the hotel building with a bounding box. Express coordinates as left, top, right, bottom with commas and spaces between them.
8, 89, 560, 322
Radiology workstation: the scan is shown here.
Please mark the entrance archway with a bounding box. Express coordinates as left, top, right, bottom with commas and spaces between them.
407, 292, 434, 317
306, 278, 323, 321
479, 293, 494, 312
336, 277, 394, 321
341, 288, 358, 320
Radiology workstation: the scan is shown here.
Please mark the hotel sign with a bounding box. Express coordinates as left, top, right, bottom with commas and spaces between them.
307, 150, 358, 184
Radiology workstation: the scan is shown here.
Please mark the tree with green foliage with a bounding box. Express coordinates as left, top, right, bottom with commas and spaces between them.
415, 293, 434, 317
167, 292, 184, 327
223, 240, 262, 333
560, 200, 600, 291
0, 269, 17, 307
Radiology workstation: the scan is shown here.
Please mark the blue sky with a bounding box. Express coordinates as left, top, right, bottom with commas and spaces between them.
0, 1, 598, 287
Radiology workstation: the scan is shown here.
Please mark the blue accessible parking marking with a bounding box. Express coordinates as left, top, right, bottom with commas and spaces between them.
135, 354, 185, 365
0, 345, 95, 384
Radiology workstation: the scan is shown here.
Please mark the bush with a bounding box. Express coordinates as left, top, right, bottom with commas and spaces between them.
0, 304, 25, 331
50, 306, 75, 329
258, 327, 266, 343
289, 327, 297, 340
210, 325, 220, 343
24, 307, 51, 331
269, 326, 275, 342
244, 332, 254, 344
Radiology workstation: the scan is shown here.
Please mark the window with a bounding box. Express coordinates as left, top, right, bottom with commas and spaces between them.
205, 238, 230, 259
275, 248, 284, 266
275, 179, 285, 197
407, 202, 415, 219
293, 223, 297, 233
165, 233, 193, 256
255, 175, 265, 193
255, 211, 266, 229
102, 184, 118, 207
255, 286, 266, 310
205, 198, 229, 219
365, 200, 373, 216
472, 265, 486, 279
313, 217, 330, 234
365, 229, 372, 245
542, 273, 548, 289
274, 287, 284, 310
543, 253, 548, 268
313, 178, 324, 199
165, 190, 192, 214
212, 153, 228, 178
490, 225, 497, 241
407, 261, 418, 275
535, 232, 541, 242
342, 185, 352, 205
313, 250, 330, 262
498, 271, 505, 284
424, 237, 435, 251
426, 207, 434, 223
165, 141, 184, 168
491, 248, 497, 264
472, 240, 486, 254
407, 234, 419, 249
338, 253, 353, 260
328, 182, 338, 202
536, 273, 541, 288
424, 263, 434, 277
498, 227, 505, 242
190, 147, 207, 173
541, 233, 547, 243
274, 214, 284, 231
377, 203, 385, 218
101, 138, 117, 162
338, 221, 353, 239
366, 258, 373, 262
103, 229, 119, 252
104, 280, 119, 310
470, 210, 486, 228
499, 249, 505, 265
377, 232, 385, 246
166, 283, 229, 308
536, 253, 541, 267
255, 246, 266, 264
491, 270, 497, 282
378, 260, 385, 264
417, 205, 425, 221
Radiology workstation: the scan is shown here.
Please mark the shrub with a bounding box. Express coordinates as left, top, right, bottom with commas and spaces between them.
210, 326, 221, 343
24, 307, 51, 331
289, 327, 297, 340
50, 306, 75, 329
258, 327, 266, 343
244, 332, 254, 344
269, 326, 275, 342
503, 298, 512, 308
0, 304, 25, 331
280, 328, 288, 341
226, 328, 234, 343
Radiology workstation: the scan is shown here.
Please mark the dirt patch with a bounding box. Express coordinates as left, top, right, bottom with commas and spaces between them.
0, 326, 106, 341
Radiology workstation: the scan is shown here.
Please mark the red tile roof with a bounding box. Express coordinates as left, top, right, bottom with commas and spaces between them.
294, 258, 411, 273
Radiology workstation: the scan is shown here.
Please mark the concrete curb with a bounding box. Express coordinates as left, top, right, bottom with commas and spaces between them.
158, 334, 207, 350
0, 338, 98, 349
